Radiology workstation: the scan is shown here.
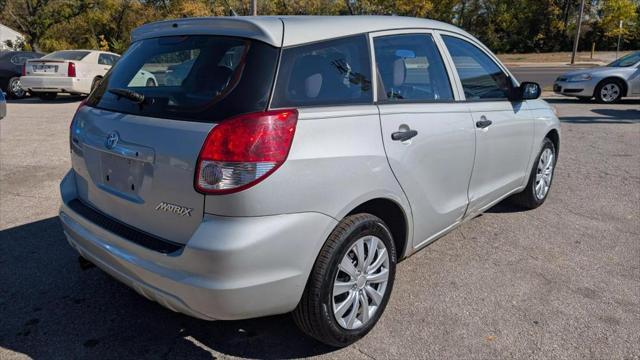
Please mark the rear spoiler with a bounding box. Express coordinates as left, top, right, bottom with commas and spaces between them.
131, 17, 283, 47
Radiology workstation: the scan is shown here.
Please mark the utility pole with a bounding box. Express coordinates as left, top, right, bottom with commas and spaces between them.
616, 20, 623, 59
571, 0, 586, 65
252, 0, 257, 16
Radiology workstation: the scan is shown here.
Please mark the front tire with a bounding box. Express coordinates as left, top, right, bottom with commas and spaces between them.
293, 213, 396, 347
7, 77, 26, 99
595, 79, 623, 103
511, 137, 556, 209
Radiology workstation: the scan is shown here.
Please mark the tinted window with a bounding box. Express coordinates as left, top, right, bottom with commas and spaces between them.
87, 36, 279, 123
442, 36, 512, 100
98, 53, 114, 65
43, 51, 90, 61
271, 35, 372, 108
110, 54, 120, 64
374, 34, 453, 102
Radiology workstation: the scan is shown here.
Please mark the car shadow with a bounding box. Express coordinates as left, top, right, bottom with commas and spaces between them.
0, 217, 336, 359
485, 201, 527, 214
559, 108, 640, 124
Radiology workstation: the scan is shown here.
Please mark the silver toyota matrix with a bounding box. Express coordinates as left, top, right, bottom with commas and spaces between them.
59, 16, 560, 346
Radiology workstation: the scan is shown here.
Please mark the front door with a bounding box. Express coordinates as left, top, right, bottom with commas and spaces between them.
372, 31, 476, 247
440, 34, 534, 215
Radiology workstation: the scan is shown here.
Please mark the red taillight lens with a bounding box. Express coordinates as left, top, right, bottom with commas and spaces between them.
21, 63, 26, 76
195, 109, 298, 194
67, 62, 76, 77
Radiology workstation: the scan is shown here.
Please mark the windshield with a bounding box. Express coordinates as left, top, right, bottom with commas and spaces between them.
607, 51, 640, 67
87, 35, 278, 122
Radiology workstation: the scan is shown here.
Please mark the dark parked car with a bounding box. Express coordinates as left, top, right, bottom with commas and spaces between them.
0, 50, 44, 99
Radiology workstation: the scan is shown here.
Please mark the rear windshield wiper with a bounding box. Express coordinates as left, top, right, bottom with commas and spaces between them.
108, 88, 145, 104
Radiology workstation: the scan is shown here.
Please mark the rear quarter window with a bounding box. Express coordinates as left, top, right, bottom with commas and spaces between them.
86, 36, 279, 122
271, 35, 373, 108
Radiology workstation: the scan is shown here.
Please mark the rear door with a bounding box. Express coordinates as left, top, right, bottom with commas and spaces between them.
71, 35, 279, 244
440, 34, 534, 215
371, 30, 476, 247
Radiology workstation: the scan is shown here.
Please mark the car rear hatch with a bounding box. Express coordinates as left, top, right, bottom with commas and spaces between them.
70, 34, 279, 245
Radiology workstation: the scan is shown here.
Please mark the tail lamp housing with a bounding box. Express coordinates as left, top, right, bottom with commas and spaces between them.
195, 109, 298, 195
68, 62, 76, 77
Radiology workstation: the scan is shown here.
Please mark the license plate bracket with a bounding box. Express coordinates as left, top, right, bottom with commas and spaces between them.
33, 64, 58, 73
100, 152, 145, 194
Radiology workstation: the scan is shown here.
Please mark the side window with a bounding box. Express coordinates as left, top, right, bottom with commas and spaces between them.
442, 35, 512, 100
271, 35, 372, 108
109, 55, 120, 65
98, 54, 113, 66
374, 34, 453, 102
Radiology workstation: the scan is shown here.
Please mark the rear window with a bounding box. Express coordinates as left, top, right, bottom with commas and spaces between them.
43, 51, 90, 61
87, 36, 278, 122
271, 35, 373, 108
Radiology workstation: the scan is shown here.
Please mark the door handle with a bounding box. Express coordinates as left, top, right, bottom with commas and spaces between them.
391, 129, 418, 141
476, 116, 492, 129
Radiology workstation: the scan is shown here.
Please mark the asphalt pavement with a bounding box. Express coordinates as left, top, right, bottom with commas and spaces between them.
1, 95, 639, 359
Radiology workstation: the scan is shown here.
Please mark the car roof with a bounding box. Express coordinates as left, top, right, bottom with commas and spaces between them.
132, 15, 473, 47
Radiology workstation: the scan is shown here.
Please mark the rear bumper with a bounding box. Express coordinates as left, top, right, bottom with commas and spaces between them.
20, 75, 92, 94
59, 170, 337, 320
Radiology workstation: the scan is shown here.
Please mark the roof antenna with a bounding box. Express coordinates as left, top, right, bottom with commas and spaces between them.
222, 0, 238, 16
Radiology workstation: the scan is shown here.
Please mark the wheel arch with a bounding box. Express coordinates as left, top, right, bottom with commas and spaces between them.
546, 129, 560, 158
345, 197, 409, 260
595, 76, 629, 97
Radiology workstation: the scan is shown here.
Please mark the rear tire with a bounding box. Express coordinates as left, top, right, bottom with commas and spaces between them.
510, 137, 556, 209
595, 79, 623, 103
7, 77, 26, 99
37, 92, 57, 101
293, 213, 396, 347
90, 77, 102, 93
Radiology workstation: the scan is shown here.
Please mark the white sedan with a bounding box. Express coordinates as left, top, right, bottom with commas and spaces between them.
21, 50, 120, 100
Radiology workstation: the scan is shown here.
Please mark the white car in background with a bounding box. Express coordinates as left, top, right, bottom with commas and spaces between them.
21, 50, 120, 100
128, 69, 157, 87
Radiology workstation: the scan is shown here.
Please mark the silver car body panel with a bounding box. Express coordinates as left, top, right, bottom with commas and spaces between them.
71, 106, 213, 244
554, 61, 640, 98
60, 16, 561, 320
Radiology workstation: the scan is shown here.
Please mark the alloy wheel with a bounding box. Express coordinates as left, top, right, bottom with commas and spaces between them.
10, 78, 25, 98
332, 235, 390, 330
600, 83, 620, 103
535, 148, 554, 200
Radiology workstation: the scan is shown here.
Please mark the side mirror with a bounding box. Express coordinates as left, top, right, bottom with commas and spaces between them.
519, 82, 541, 100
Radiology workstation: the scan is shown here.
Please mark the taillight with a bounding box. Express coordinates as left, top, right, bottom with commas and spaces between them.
21, 63, 26, 76
195, 109, 298, 194
68, 62, 76, 77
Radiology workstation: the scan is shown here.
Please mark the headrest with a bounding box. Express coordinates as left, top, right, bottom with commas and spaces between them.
291, 55, 332, 99
393, 58, 406, 87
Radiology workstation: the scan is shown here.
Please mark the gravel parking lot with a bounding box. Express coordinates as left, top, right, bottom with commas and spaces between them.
1, 95, 639, 359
